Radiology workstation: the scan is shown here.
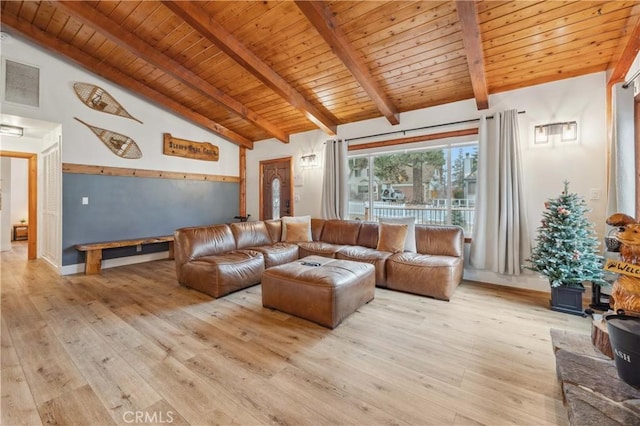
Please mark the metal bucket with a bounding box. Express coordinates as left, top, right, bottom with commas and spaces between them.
606, 311, 640, 387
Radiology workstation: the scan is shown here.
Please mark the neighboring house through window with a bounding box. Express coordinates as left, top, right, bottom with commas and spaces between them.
347, 141, 478, 236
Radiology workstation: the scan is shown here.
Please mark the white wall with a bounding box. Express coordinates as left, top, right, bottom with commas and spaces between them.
0, 157, 12, 251
246, 73, 608, 292
10, 158, 27, 225
1, 36, 239, 176
246, 129, 327, 219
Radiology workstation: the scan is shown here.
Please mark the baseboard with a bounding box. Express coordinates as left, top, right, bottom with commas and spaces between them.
61, 251, 171, 275
463, 268, 549, 293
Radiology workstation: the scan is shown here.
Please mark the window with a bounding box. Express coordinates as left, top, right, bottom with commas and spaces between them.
347, 142, 478, 235
272, 177, 281, 219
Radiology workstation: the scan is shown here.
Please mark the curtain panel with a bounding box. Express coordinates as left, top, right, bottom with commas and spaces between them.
607, 83, 636, 217
470, 109, 530, 275
321, 139, 349, 220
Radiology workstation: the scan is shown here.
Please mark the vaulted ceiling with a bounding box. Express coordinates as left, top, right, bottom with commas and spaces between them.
2, 1, 639, 149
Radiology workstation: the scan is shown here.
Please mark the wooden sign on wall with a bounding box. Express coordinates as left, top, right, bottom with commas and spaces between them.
163, 133, 219, 161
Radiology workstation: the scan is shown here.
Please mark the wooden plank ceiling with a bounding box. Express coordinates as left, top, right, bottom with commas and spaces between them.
2, 1, 639, 148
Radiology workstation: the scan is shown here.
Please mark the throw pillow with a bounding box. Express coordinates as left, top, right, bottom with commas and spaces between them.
285, 221, 311, 242
376, 222, 408, 253
379, 216, 416, 252
281, 215, 312, 241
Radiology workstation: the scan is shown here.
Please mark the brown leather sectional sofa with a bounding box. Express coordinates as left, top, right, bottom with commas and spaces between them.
174, 218, 464, 300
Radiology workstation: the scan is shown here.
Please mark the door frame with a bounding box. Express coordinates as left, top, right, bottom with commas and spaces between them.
0, 150, 37, 260
259, 156, 294, 220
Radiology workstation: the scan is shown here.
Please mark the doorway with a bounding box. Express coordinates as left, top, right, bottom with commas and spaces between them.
0, 151, 37, 260
259, 157, 293, 220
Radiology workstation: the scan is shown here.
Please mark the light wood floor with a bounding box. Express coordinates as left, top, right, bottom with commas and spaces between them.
1, 243, 592, 426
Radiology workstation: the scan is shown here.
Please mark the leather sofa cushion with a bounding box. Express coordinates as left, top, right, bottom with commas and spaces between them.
179, 250, 264, 298
336, 245, 391, 287
298, 241, 346, 258
416, 225, 464, 257
248, 242, 299, 268
321, 220, 361, 245
230, 221, 272, 249
284, 221, 312, 242
264, 219, 282, 243
376, 222, 408, 253
356, 221, 379, 249
174, 224, 237, 276
310, 218, 326, 241
386, 252, 463, 301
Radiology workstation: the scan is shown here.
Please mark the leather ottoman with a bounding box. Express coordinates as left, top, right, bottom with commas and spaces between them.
261, 255, 375, 329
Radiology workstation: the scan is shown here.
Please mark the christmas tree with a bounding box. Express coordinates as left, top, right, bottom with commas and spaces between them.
525, 181, 606, 288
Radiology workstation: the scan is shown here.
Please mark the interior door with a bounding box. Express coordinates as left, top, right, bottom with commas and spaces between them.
260, 157, 293, 220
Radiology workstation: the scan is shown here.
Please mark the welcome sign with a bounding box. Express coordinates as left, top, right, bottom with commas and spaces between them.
604, 259, 640, 279
163, 133, 219, 162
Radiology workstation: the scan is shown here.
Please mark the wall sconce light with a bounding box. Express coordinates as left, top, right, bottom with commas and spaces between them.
0, 124, 23, 137
300, 153, 319, 169
534, 121, 577, 144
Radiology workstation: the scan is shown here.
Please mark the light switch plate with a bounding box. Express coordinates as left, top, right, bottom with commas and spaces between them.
82, 196, 89, 205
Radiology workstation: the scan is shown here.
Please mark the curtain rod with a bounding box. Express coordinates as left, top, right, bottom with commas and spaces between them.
344, 110, 526, 143
623, 68, 640, 88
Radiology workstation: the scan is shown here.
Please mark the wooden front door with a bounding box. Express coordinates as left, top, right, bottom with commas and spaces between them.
260, 157, 293, 220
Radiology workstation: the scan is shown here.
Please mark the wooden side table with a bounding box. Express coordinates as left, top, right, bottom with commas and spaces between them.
13, 224, 28, 241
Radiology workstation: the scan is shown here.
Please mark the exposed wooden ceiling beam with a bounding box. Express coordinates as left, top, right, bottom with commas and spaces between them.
0, 13, 253, 149
294, 0, 400, 125
456, 0, 489, 111
161, 0, 338, 137
54, 1, 289, 144
607, 13, 640, 85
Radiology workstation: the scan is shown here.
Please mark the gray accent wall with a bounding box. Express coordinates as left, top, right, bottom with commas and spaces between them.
63, 173, 239, 266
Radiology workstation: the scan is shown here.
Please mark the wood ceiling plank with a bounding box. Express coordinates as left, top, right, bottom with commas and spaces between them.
295, 0, 400, 125
607, 9, 640, 84
487, 38, 621, 75
69, 22, 97, 48
80, 30, 106, 52
17, 0, 38, 22
44, 8, 69, 36
56, 14, 83, 44
201, 0, 280, 34
0, 13, 254, 149
490, 54, 611, 85
54, 0, 289, 143
485, 2, 634, 49
375, 55, 469, 85
488, 45, 618, 81
120, 1, 163, 33
100, 1, 139, 24
344, 2, 456, 45
492, 64, 605, 94
92, 0, 119, 17
373, 41, 467, 76
485, 26, 624, 66
163, 0, 338, 135
456, 0, 489, 110
479, 1, 571, 31
482, 1, 611, 43
476, 0, 525, 18
484, 14, 631, 58
325, 0, 390, 24
383, 67, 472, 92
351, 4, 460, 55
1, 1, 22, 17
32, 1, 57, 29
230, 1, 301, 43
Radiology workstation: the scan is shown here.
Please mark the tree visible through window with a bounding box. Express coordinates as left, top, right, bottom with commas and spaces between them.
348, 142, 478, 235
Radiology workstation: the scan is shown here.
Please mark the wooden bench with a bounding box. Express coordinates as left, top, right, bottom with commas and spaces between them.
75, 235, 174, 275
